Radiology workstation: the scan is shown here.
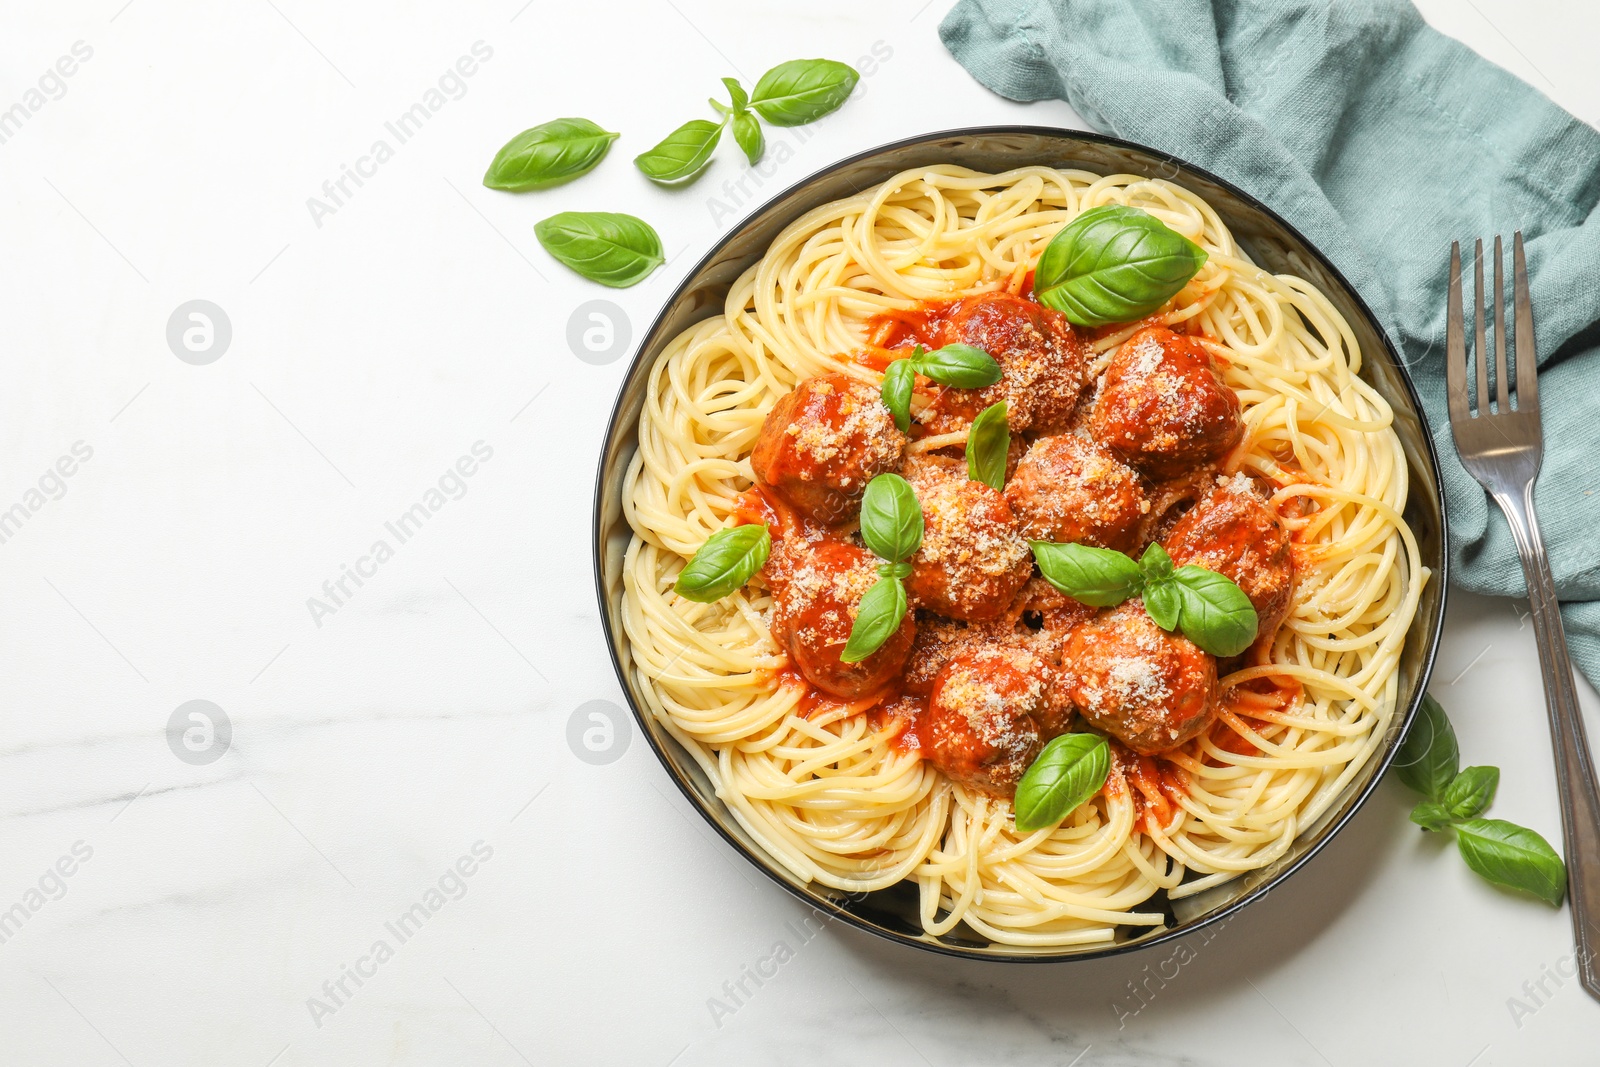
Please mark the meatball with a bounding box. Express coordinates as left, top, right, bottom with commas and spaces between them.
1165, 474, 1295, 642
903, 454, 1032, 622
1059, 601, 1219, 754
921, 646, 1070, 796
922, 292, 1089, 435
751, 373, 907, 526
1092, 327, 1243, 478
903, 614, 1020, 697
1005, 432, 1147, 549
768, 537, 914, 699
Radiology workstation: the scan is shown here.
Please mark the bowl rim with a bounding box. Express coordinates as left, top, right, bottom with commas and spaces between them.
591, 124, 1449, 962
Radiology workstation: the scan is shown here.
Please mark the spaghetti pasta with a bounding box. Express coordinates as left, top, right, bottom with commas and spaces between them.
618, 165, 1427, 946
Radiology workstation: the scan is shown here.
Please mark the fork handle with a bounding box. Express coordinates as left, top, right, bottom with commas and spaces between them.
1494, 483, 1600, 1000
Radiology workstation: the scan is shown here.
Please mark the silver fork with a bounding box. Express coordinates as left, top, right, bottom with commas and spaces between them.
1448, 233, 1600, 997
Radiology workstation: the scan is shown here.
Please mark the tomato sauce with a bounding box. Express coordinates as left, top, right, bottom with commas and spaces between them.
858, 301, 957, 368
1100, 746, 1188, 832
733, 485, 798, 537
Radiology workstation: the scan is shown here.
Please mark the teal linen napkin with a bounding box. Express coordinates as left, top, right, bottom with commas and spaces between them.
941, 0, 1600, 687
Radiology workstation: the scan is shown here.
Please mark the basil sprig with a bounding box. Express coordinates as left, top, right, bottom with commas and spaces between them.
1395, 693, 1566, 906
1034, 204, 1208, 327
1030, 541, 1257, 656
634, 58, 858, 187
674, 524, 771, 602
634, 118, 725, 185
840, 474, 923, 663
482, 117, 620, 191
534, 212, 664, 288
967, 401, 1010, 491
1014, 732, 1111, 832
750, 59, 859, 126
878, 343, 1004, 430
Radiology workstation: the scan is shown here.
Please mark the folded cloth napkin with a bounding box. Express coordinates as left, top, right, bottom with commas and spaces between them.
941, 0, 1600, 688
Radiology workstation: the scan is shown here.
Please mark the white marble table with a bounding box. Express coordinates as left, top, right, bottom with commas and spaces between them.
2, 1, 1597, 1064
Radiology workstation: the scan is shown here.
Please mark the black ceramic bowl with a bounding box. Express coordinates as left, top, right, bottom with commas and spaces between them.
593, 127, 1448, 961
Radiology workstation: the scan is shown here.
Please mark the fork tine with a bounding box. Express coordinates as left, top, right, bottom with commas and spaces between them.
1446, 241, 1469, 424
1473, 239, 1489, 415
1494, 235, 1509, 414
1514, 231, 1538, 411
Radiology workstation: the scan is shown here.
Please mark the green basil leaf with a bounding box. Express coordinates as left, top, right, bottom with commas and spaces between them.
1394, 693, 1460, 800
1409, 801, 1454, 832
1140, 542, 1173, 581
881, 359, 914, 433
1442, 766, 1500, 820
840, 575, 907, 663
634, 119, 723, 185
878, 560, 912, 580
1034, 204, 1209, 327
1031, 541, 1145, 607
482, 117, 619, 191
1168, 565, 1258, 657
859, 473, 923, 564
1142, 578, 1181, 632
967, 401, 1009, 491
722, 77, 749, 111
731, 109, 764, 166
749, 58, 859, 126
1014, 733, 1111, 832
910, 343, 1003, 388
1455, 818, 1566, 906
533, 211, 664, 288
673, 524, 771, 602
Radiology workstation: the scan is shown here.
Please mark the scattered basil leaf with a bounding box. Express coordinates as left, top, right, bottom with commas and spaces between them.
911, 343, 1003, 389
1390, 694, 1565, 908
1034, 204, 1209, 327
722, 76, 749, 112
732, 109, 764, 166
673, 524, 771, 602
1394, 692, 1460, 800
1014, 733, 1111, 832
750, 58, 859, 126
1168, 566, 1258, 657
881, 359, 914, 433
859, 473, 923, 564
840, 575, 907, 663
482, 117, 620, 192
1443, 766, 1500, 821
967, 401, 1009, 491
533, 211, 665, 288
878, 560, 912, 580
1409, 801, 1454, 832
1142, 579, 1181, 632
1455, 818, 1567, 906
1139, 542, 1173, 582
1031, 541, 1145, 607
634, 118, 724, 185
